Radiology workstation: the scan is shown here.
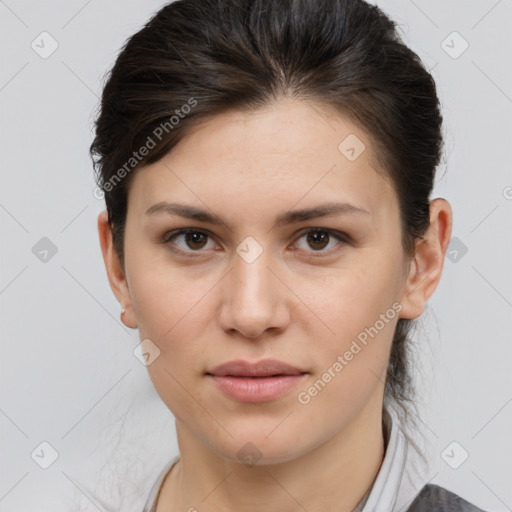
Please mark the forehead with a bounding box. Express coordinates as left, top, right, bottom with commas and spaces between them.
128, 98, 397, 222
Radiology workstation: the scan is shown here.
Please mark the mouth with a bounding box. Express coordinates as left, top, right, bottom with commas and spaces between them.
207, 374, 303, 378
206, 359, 309, 403
206, 358, 307, 378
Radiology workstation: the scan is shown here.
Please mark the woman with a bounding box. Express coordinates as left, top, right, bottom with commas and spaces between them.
91, 0, 486, 510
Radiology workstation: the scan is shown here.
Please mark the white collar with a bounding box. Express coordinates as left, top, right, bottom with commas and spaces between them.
361, 405, 411, 511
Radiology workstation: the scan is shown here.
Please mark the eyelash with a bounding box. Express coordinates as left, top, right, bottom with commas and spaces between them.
161, 227, 350, 258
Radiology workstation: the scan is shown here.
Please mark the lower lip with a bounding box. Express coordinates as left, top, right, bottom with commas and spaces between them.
208, 374, 308, 403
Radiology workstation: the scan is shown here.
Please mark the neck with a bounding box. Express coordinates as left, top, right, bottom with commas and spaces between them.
157, 399, 386, 512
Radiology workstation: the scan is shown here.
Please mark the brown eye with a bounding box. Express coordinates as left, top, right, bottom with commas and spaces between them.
294, 228, 347, 255
164, 229, 215, 254
306, 230, 330, 250
182, 231, 209, 250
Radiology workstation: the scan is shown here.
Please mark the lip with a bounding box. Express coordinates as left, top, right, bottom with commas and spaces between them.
207, 358, 306, 377
206, 359, 308, 403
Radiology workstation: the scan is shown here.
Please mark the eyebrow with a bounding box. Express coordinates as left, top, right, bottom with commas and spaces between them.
145, 201, 370, 230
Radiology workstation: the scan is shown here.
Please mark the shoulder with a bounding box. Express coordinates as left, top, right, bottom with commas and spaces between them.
406, 484, 488, 512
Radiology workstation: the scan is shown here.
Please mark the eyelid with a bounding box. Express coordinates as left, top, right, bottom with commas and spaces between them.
292, 227, 349, 256
162, 227, 350, 257
162, 228, 219, 258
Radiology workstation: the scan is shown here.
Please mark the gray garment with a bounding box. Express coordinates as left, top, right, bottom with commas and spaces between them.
142, 406, 487, 512
406, 484, 487, 512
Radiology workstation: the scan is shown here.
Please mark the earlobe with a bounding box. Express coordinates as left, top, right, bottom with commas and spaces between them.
97, 211, 138, 329
398, 198, 453, 320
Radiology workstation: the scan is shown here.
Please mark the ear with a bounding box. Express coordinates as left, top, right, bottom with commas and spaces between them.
399, 198, 453, 319
97, 210, 138, 329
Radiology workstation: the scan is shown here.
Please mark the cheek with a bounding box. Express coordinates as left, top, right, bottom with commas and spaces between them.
302, 258, 399, 349
126, 241, 214, 341
294, 257, 400, 416
294, 268, 399, 429
128, 263, 218, 414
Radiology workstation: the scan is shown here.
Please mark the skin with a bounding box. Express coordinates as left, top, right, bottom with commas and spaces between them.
98, 97, 452, 512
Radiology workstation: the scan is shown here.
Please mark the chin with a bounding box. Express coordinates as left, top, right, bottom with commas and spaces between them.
204, 427, 312, 467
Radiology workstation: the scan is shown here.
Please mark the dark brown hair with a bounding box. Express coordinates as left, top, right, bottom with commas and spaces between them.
90, 0, 444, 463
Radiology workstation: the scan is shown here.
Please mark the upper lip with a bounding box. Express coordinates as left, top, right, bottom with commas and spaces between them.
207, 358, 307, 377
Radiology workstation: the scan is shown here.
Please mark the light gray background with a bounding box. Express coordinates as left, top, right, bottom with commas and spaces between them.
1, 1, 511, 511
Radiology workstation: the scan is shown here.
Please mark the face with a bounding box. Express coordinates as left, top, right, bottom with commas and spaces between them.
110, 98, 417, 464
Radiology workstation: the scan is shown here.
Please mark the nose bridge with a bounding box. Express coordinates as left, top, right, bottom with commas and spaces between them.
232, 239, 275, 306
220, 237, 284, 337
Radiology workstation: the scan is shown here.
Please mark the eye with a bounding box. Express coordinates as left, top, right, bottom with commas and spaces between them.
163, 228, 218, 256
293, 228, 348, 256
162, 227, 349, 257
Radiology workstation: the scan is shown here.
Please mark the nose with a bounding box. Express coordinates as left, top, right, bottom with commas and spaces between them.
218, 244, 290, 339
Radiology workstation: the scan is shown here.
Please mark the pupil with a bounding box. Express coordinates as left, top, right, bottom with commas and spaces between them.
307, 230, 328, 250
186, 232, 207, 249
